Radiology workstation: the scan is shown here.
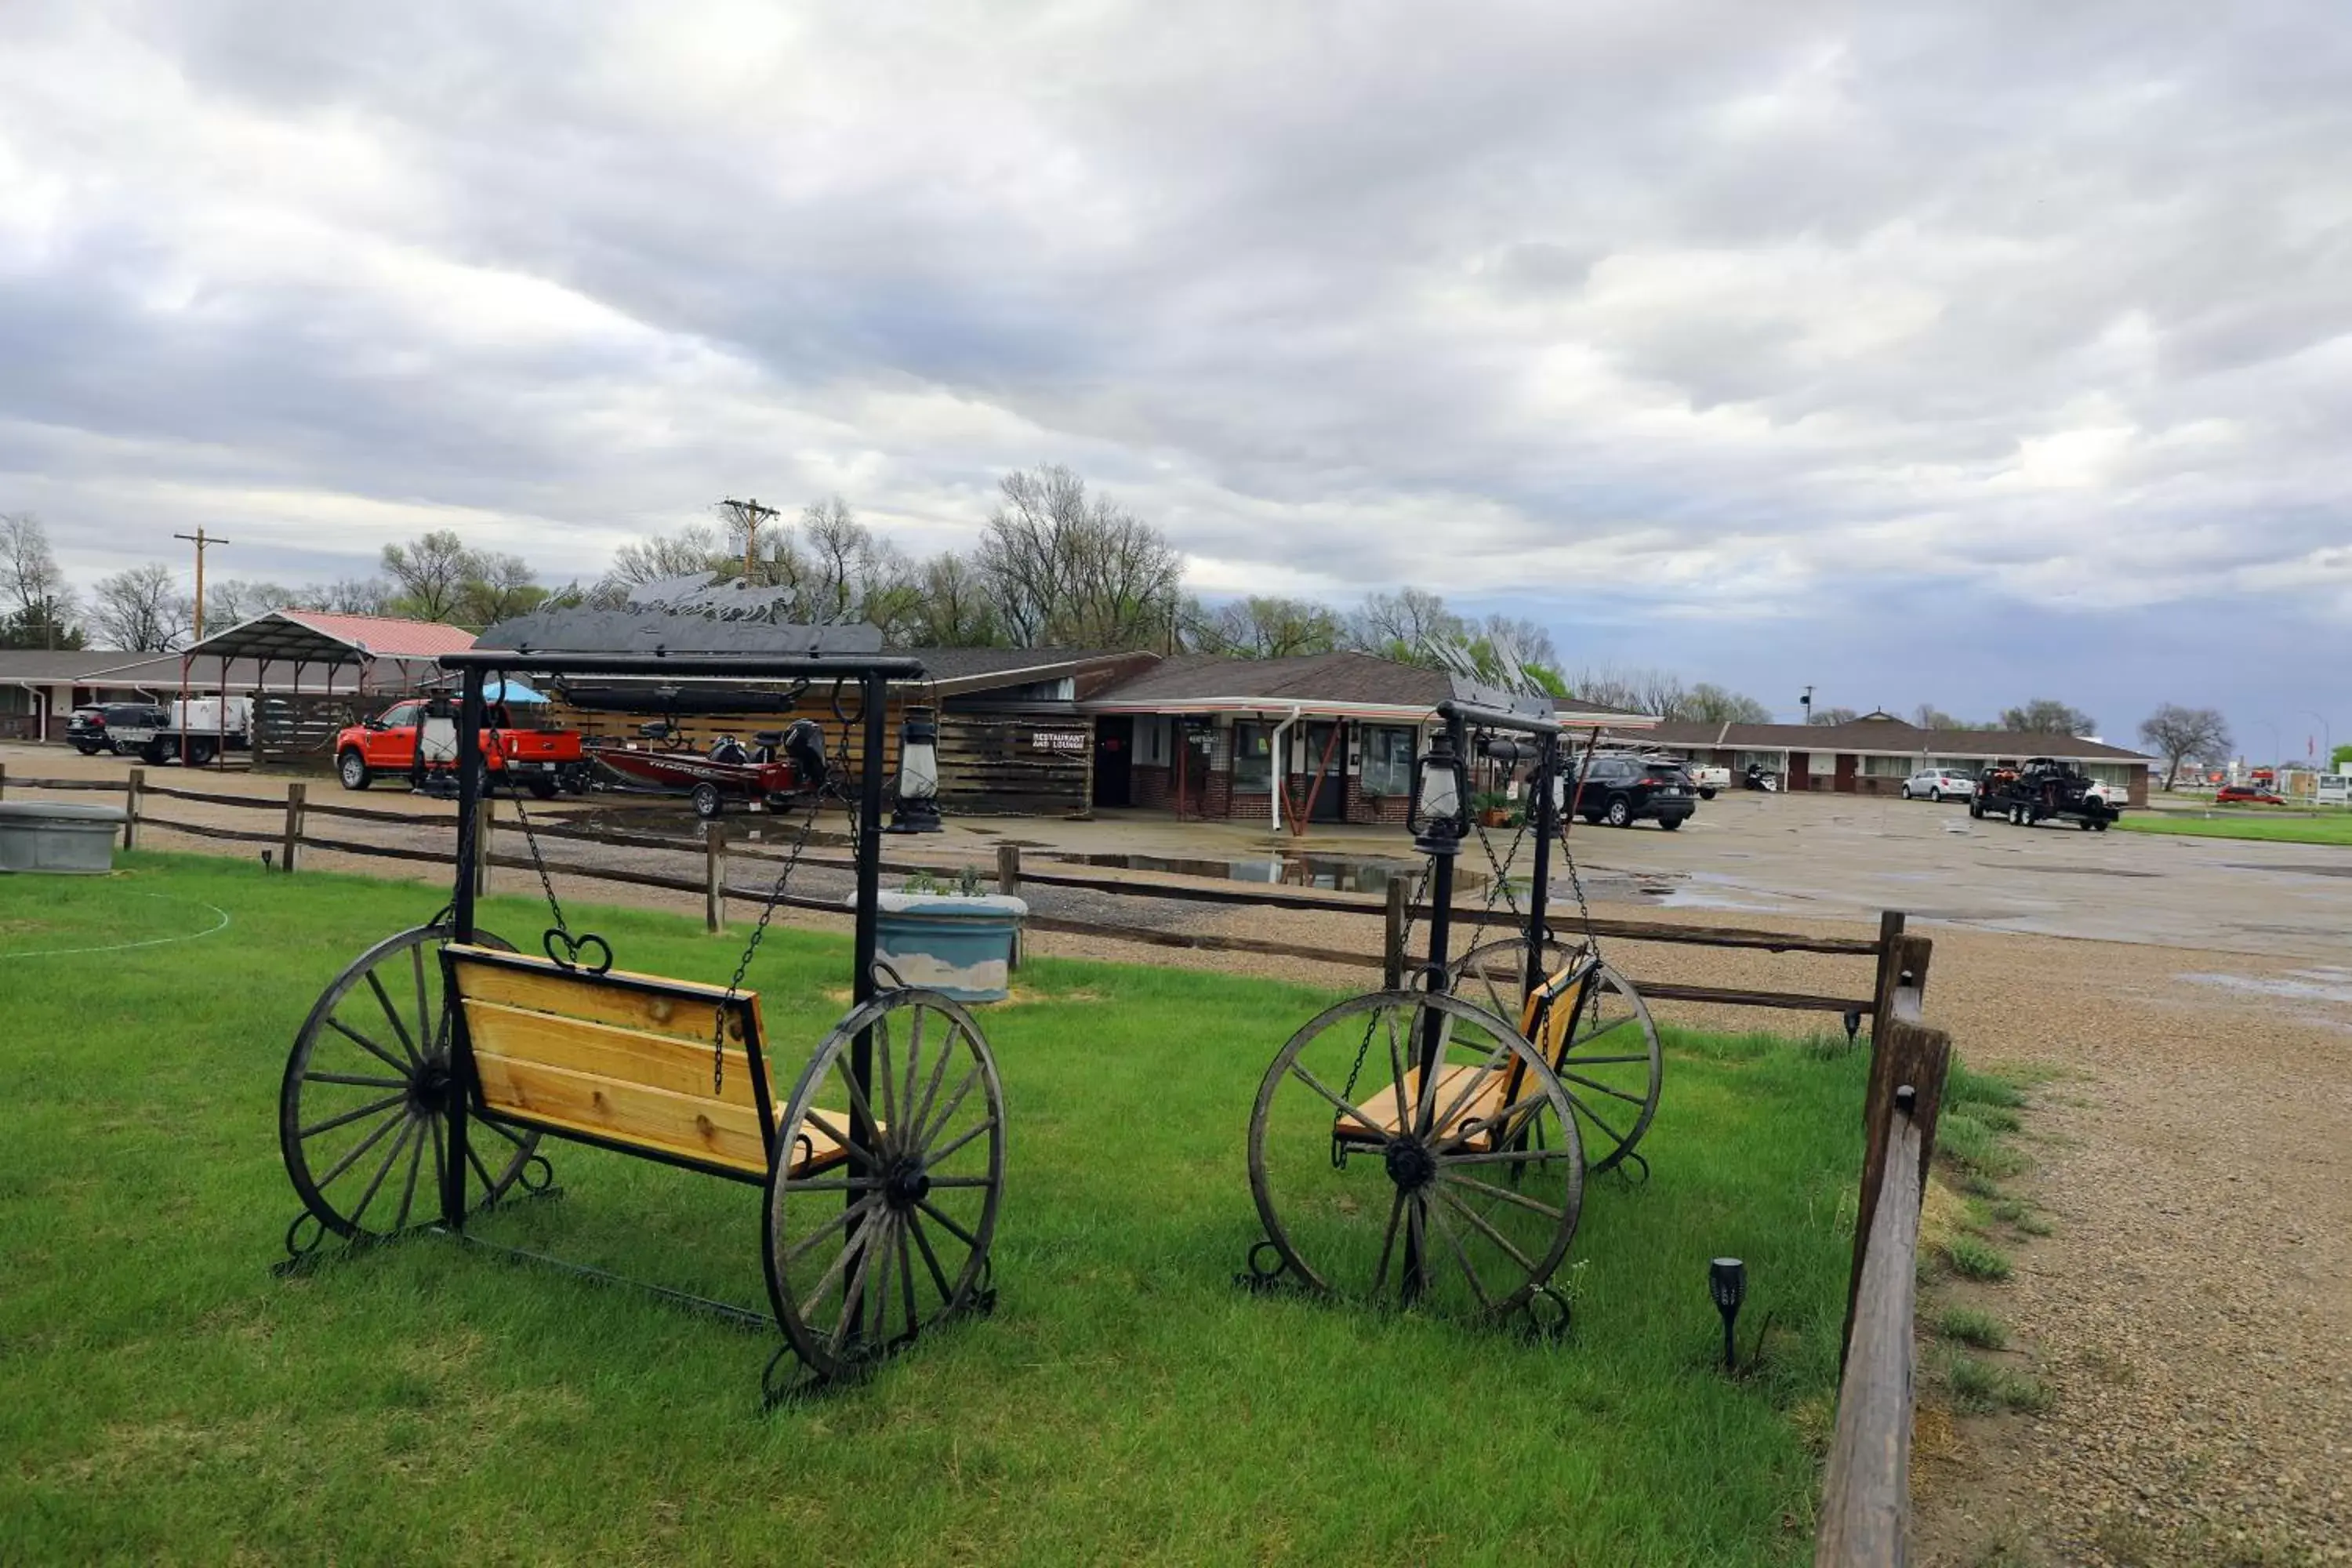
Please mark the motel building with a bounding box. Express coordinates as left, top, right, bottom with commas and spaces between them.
1604, 711, 2157, 807
1078, 652, 1644, 828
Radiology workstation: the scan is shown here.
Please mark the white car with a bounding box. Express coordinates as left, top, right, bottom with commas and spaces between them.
1900, 768, 1977, 802
1686, 764, 1730, 800
2082, 779, 2128, 811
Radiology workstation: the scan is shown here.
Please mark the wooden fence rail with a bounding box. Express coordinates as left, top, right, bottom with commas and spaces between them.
1816, 936, 1952, 1568
5, 765, 1909, 1021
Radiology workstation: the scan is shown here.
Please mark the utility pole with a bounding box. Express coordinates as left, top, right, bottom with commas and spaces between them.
1800, 684, 1815, 725
722, 497, 779, 586
172, 527, 232, 643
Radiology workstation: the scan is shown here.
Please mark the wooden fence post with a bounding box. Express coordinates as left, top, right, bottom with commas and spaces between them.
0, 760, 8, 800
705, 822, 727, 934
1868, 911, 1907, 1035
1384, 877, 1411, 990
474, 797, 492, 897
997, 843, 1023, 970
281, 782, 305, 873
1842, 938, 1948, 1362
122, 767, 143, 851
1817, 1091, 1931, 1567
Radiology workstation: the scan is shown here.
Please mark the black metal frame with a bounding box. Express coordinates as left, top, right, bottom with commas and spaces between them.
429, 649, 909, 1372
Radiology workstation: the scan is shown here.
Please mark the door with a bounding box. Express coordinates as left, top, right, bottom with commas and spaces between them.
1302, 722, 1346, 822
1091, 716, 1133, 808
1788, 750, 1811, 791
1834, 753, 1858, 793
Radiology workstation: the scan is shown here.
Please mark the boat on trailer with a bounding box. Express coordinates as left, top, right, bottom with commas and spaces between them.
588, 718, 830, 819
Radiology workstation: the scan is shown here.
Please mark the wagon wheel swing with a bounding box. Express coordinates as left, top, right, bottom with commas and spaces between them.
1447, 721, 1664, 1180
1244, 692, 1670, 1330
276, 637, 1006, 1403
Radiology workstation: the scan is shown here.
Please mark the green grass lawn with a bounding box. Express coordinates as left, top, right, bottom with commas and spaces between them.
2, 854, 1878, 1565
2115, 808, 2352, 845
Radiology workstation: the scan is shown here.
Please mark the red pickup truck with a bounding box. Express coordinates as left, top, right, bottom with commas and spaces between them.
334, 700, 585, 797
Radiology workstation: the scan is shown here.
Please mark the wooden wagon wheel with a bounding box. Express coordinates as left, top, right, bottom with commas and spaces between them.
1450, 935, 1664, 1176
763, 989, 1005, 1389
1247, 989, 1583, 1325
278, 924, 543, 1250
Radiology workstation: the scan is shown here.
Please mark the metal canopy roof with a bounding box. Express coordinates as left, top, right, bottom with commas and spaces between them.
183, 609, 477, 667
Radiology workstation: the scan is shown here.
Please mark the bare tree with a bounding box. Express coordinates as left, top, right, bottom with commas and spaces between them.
379, 531, 480, 622
88, 563, 194, 651
1685, 683, 1773, 724
462, 551, 543, 625
975, 465, 1182, 647
304, 577, 395, 615
609, 523, 723, 586
1194, 596, 1343, 659
1474, 613, 1558, 671
907, 553, 1004, 646
1345, 587, 1464, 656
1807, 706, 1861, 727
0, 512, 80, 649
205, 579, 303, 626
2139, 704, 2232, 789
2000, 698, 2098, 735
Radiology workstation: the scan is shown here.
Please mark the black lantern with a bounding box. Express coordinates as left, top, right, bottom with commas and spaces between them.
1709, 1257, 1746, 1374
1409, 729, 1470, 856
888, 706, 943, 833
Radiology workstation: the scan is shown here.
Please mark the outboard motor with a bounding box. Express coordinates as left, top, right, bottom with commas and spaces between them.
782, 718, 829, 792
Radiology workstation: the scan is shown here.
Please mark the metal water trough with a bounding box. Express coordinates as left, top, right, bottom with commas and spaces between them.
0, 801, 128, 873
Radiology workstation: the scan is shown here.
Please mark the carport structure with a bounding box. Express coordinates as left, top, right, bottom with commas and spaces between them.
176, 610, 476, 768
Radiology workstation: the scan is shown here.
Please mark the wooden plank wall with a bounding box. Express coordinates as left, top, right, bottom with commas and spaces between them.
543, 690, 1096, 816
938, 712, 1091, 817
254, 692, 367, 772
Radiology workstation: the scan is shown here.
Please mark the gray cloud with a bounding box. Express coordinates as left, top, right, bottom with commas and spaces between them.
0, 0, 2346, 731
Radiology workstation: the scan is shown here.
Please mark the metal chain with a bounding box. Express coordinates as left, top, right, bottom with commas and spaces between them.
1338, 857, 1432, 1110
709, 683, 863, 1094
710, 786, 829, 1093
481, 702, 574, 945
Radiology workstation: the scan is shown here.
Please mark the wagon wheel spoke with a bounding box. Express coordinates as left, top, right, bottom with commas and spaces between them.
1439, 1172, 1566, 1222
919, 1065, 982, 1150
346, 1116, 416, 1232
872, 1011, 898, 1141
304, 1071, 411, 1091
393, 1119, 429, 1232
302, 1091, 409, 1143
1436, 1185, 1540, 1276
364, 970, 421, 1066
1557, 1071, 1652, 1108
777, 1195, 882, 1269
1284, 1060, 1388, 1136
1427, 1196, 1494, 1311
1370, 1189, 1406, 1295
326, 1018, 411, 1076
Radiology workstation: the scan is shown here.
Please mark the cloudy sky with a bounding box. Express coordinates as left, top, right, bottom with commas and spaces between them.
2, 1, 2347, 748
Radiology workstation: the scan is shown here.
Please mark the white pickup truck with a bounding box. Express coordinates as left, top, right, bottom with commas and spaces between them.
1686, 764, 1730, 800
147, 698, 255, 765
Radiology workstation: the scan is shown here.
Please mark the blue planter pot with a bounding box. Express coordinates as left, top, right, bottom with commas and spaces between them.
862, 891, 1029, 1002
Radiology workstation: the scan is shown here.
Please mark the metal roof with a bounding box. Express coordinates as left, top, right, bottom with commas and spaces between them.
183, 609, 477, 666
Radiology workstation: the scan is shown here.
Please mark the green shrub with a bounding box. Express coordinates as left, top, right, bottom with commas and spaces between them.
1936, 1306, 2010, 1351
1945, 1236, 2014, 1281
1947, 1062, 2026, 1109
1944, 1353, 2050, 1414
1938, 1112, 2027, 1179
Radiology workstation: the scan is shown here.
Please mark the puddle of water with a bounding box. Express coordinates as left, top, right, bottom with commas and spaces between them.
2179, 971, 2352, 1005
1044, 850, 1483, 895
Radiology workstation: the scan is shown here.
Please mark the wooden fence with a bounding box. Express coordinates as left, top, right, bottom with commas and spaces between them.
1815, 933, 1951, 1567
0, 761, 1916, 1020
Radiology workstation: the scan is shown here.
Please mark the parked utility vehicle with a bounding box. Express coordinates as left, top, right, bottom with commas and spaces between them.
1969, 757, 2119, 830
334, 699, 586, 797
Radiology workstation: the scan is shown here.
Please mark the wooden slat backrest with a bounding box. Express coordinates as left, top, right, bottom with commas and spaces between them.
445, 946, 783, 1178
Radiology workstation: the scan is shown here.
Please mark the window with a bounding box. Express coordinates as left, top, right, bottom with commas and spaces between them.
1231, 722, 1273, 790
379, 702, 420, 728
1862, 753, 1911, 778
1361, 726, 1415, 797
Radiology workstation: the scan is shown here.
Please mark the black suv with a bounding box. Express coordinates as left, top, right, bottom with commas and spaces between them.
66, 702, 169, 757
1570, 754, 1697, 829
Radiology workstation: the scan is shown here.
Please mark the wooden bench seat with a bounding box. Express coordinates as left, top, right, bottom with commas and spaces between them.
445, 946, 871, 1181
1333, 1062, 1511, 1149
